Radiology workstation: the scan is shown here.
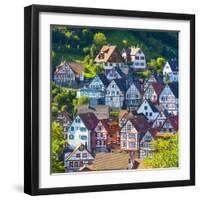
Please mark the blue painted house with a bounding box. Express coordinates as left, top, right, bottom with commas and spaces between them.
105, 78, 126, 108
77, 74, 109, 105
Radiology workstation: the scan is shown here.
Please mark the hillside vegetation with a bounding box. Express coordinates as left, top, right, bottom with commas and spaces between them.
51, 25, 178, 70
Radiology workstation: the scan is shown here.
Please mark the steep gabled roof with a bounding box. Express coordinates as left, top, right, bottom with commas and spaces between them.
55, 62, 84, 75
147, 74, 157, 83
169, 82, 178, 98
98, 119, 111, 133
168, 115, 178, 131
119, 110, 129, 121
94, 45, 124, 63
56, 111, 73, 123
115, 67, 126, 77
113, 78, 127, 92
130, 47, 142, 56
129, 115, 150, 133
65, 143, 94, 161
122, 47, 143, 62
151, 82, 165, 96
140, 128, 160, 142
146, 100, 159, 113
97, 73, 109, 87
79, 112, 99, 130
134, 82, 144, 95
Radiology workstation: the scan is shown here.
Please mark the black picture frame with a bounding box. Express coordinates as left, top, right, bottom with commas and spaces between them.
24, 4, 195, 196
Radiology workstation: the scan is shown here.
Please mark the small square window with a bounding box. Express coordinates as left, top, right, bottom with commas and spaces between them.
69, 134, 74, 140
83, 153, 87, 158
76, 153, 80, 158
69, 161, 73, 167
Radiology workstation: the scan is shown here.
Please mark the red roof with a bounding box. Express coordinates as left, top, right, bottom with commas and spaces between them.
99, 119, 120, 134
148, 128, 160, 138
129, 115, 150, 133
55, 62, 84, 75
151, 82, 165, 96
79, 112, 99, 130
168, 115, 178, 131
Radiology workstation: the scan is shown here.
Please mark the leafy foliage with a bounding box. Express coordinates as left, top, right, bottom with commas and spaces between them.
144, 133, 179, 168
148, 57, 166, 75
52, 122, 66, 173
93, 32, 107, 48
110, 111, 120, 121
52, 26, 178, 69
83, 64, 97, 79
135, 70, 151, 80
51, 82, 77, 114
72, 96, 90, 115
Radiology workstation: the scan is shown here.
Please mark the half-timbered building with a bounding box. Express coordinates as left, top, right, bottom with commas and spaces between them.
163, 60, 179, 82
143, 82, 164, 103
160, 115, 178, 133
94, 45, 124, 69
67, 113, 99, 151
137, 99, 159, 122
64, 144, 94, 171
126, 82, 143, 110
54, 62, 84, 86
77, 74, 109, 105
121, 47, 146, 70
120, 115, 150, 155
105, 79, 126, 108
159, 83, 178, 115
139, 128, 159, 159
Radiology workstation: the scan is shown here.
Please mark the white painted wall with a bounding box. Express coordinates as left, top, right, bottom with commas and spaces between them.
163, 61, 172, 75
133, 50, 146, 69
137, 100, 159, 122
1, 0, 199, 200
68, 116, 91, 151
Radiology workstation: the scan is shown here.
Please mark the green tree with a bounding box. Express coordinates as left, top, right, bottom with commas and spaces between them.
148, 57, 166, 75
157, 57, 165, 67
51, 84, 77, 114
52, 104, 58, 117
93, 32, 107, 47
52, 122, 66, 173
122, 39, 129, 47
83, 64, 96, 79
95, 63, 104, 74
135, 70, 151, 80
144, 133, 178, 168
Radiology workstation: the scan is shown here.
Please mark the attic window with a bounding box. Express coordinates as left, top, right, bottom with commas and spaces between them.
98, 53, 104, 59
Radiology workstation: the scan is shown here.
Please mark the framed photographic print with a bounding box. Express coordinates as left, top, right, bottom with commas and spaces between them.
24, 4, 195, 195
